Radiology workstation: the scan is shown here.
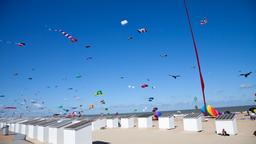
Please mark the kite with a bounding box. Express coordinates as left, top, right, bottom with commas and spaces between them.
141, 84, 148, 88
68, 88, 73, 90
28, 77, 33, 80
151, 86, 156, 89
0, 95, 5, 98
58, 106, 63, 109
13, 73, 19, 76
137, 28, 147, 33
128, 85, 135, 89
120, 20, 128, 26
120, 76, 127, 79
169, 75, 180, 79
128, 36, 133, 40
89, 104, 94, 110
201, 105, 219, 117
148, 97, 154, 102
85, 45, 91, 48
0, 40, 26, 47
3, 106, 16, 109
76, 75, 82, 78
200, 18, 208, 25
240, 72, 252, 78
160, 54, 168, 57
17, 42, 26, 47
86, 57, 93, 60
100, 100, 106, 104
104, 108, 108, 111
47, 26, 78, 43
95, 90, 103, 96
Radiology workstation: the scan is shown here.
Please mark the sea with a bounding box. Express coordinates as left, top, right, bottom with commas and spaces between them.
87, 105, 256, 117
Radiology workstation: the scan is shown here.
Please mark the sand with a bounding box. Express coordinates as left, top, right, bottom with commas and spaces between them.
1, 113, 255, 144
92, 113, 256, 144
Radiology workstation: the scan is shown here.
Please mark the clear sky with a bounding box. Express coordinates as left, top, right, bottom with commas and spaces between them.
0, 0, 255, 116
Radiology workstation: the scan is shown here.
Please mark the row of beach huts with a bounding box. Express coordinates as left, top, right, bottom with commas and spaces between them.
0, 113, 238, 144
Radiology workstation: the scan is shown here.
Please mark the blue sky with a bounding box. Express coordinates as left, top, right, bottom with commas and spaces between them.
0, 0, 255, 116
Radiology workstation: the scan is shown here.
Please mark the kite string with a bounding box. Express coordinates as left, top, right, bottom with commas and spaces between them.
183, 0, 207, 115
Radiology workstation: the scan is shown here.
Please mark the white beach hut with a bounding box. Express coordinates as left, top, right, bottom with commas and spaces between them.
63, 120, 92, 144
137, 114, 153, 128
20, 119, 40, 135
121, 115, 135, 128
36, 119, 58, 143
92, 117, 106, 131
158, 113, 175, 129
106, 116, 119, 128
15, 119, 28, 133
27, 119, 46, 139
183, 113, 203, 132
48, 119, 75, 144
215, 113, 238, 135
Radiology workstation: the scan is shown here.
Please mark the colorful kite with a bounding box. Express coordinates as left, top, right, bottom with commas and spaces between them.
3, 106, 16, 109
0, 40, 26, 47
201, 105, 219, 117
47, 26, 78, 43
16, 42, 26, 47
89, 104, 94, 110
200, 18, 208, 25
141, 84, 148, 88
95, 90, 103, 96
137, 28, 147, 33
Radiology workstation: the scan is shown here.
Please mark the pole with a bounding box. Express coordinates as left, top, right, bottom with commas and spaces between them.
183, 0, 207, 115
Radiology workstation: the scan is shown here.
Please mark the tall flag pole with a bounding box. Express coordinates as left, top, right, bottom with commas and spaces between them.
183, 0, 207, 115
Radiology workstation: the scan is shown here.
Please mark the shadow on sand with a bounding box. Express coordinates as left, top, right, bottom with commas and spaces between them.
93, 141, 111, 144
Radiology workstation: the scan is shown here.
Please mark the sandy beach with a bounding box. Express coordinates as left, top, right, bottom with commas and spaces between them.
92, 113, 256, 144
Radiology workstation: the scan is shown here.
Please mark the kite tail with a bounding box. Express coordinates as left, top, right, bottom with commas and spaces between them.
46, 25, 78, 43
183, 0, 207, 115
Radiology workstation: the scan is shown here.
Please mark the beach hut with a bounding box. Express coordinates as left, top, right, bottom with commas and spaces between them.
106, 116, 119, 128
215, 113, 238, 135
120, 115, 135, 128
48, 119, 74, 144
137, 113, 153, 128
20, 119, 40, 135
14, 119, 27, 133
158, 113, 175, 129
27, 119, 46, 139
92, 117, 106, 131
63, 120, 92, 144
9, 119, 24, 132
183, 113, 202, 132
37, 119, 58, 143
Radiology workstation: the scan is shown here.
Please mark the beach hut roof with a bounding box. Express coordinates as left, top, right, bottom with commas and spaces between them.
216, 113, 235, 120
65, 120, 92, 130
37, 119, 59, 126
20, 119, 42, 125
49, 119, 73, 128
184, 113, 202, 119
159, 113, 173, 117
137, 113, 152, 118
